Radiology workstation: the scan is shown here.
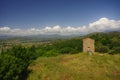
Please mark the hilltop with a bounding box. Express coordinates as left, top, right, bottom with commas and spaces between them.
27, 53, 120, 80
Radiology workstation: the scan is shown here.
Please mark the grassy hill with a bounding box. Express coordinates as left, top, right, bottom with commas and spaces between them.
0, 31, 120, 80
27, 53, 120, 80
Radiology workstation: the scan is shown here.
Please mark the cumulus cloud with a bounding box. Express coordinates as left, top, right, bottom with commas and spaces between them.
0, 17, 120, 36
89, 18, 120, 32
0, 27, 10, 32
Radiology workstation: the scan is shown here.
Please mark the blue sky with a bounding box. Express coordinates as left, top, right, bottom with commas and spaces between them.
0, 0, 120, 35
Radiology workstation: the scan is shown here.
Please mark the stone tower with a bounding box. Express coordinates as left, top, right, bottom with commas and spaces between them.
83, 38, 95, 53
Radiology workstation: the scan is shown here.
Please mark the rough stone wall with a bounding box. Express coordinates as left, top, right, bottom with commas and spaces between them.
83, 38, 95, 53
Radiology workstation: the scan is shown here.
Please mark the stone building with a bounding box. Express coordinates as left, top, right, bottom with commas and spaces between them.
83, 38, 95, 53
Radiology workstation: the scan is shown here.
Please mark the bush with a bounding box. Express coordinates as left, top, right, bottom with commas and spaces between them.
0, 54, 25, 80
0, 45, 38, 80
43, 49, 59, 57
36, 49, 45, 56
69, 49, 79, 54
96, 46, 109, 53
109, 47, 120, 54
59, 47, 73, 54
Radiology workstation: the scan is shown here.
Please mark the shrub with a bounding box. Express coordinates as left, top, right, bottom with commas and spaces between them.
59, 47, 73, 54
109, 47, 120, 54
0, 54, 25, 80
95, 46, 109, 53
43, 49, 59, 57
69, 49, 79, 54
0, 45, 38, 80
36, 49, 45, 56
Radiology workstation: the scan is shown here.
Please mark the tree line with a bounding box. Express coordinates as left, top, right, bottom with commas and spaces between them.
87, 32, 120, 54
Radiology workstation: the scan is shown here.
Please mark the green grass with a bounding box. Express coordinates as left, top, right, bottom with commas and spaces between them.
27, 53, 120, 80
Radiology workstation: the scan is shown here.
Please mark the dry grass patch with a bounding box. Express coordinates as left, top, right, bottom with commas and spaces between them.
27, 53, 120, 80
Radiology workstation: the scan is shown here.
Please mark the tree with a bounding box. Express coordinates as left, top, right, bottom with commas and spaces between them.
0, 54, 25, 80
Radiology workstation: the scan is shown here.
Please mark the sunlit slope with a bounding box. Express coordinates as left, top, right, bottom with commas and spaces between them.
27, 53, 120, 80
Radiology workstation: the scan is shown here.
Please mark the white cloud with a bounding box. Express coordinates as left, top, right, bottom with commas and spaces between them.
0, 17, 120, 36
88, 17, 120, 32
0, 27, 10, 32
